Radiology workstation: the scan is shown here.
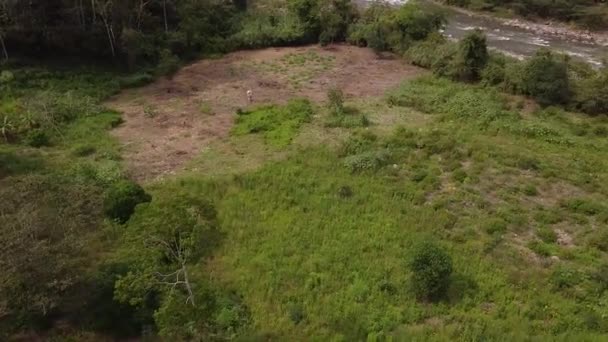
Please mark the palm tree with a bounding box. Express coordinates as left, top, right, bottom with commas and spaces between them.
1, 115, 14, 142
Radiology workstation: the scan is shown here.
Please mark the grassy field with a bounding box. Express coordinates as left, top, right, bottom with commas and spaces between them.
3, 56, 608, 341
141, 75, 608, 339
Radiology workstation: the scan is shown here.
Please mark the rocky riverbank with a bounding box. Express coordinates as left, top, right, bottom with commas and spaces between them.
427, 0, 608, 46
502, 18, 608, 46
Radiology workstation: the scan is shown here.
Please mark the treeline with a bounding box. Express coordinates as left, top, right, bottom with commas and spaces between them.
0, 0, 243, 68
0, 0, 361, 70
442, 0, 608, 29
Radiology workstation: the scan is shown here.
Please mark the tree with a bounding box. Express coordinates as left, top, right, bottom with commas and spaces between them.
114, 195, 220, 310
574, 67, 608, 115
453, 29, 489, 81
103, 180, 151, 224
318, 0, 357, 46
410, 241, 453, 301
289, 0, 321, 43
0, 175, 104, 327
522, 49, 571, 106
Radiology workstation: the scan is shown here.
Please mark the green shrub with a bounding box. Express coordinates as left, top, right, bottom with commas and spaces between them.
118, 73, 154, 89
25, 129, 50, 148
156, 49, 180, 78
588, 230, 608, 252
387, 76, 513, 124
109, 117, 124, 128
411, 168, 428, 182
502, 60, 526, 94
25, 90, 101, 126
573, 69, 608, 116
339, 130, 378, 156
405, 33, 450, 69
593, 126, 608, 137
450, 30, 489, 82
521, 49, 570, 106
343, 149, 392, 173
550, 266, 581, 291
562, 198, 604, 216
481, 54, 508, 86
347, 2, 444, 54
516, 156, 540, 170
325, 113, 370, 128
327, 87, 345, 115
409, 241, 453, 301
527, 240, 552, 257
318, 0, 357, 46
231, 14, 308, 49
287, 302, 306, 324
536, 226, 557, 244
485, 218, 507, 235
232, 99, 313, 147
103, 180, 151, 224
452, 168, 468, 183
72, 144, 97, 157
0, 174, 104, 330
523, 184, 538, 196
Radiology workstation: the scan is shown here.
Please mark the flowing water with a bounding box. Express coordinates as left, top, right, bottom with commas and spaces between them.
364, 0, 608, 66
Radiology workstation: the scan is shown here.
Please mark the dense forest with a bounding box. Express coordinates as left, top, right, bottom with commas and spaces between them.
2, 0, 608, 340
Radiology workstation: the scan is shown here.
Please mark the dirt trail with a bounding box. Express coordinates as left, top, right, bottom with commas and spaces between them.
106, 44, 423, 181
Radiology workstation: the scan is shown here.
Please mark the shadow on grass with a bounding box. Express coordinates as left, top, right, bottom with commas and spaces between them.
0, 150, 44, 179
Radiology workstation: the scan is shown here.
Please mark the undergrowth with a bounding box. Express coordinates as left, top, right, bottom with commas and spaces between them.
232, 98, 314, 147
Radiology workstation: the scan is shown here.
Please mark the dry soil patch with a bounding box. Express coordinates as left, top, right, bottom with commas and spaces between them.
106, 44, 423, 181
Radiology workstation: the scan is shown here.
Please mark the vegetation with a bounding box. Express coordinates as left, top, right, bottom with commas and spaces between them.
103, 180, 152, 223
2, 0, 608, 340
232, 99, 314, 147
410, 241, 453, 301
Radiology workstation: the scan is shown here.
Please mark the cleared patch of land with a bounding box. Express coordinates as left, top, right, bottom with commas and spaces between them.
107, 45, 424, 180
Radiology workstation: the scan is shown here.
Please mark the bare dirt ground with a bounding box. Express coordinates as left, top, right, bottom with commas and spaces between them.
106, 44, 423, 181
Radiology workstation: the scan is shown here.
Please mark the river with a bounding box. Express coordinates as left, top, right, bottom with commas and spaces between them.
364, 0, 608, 66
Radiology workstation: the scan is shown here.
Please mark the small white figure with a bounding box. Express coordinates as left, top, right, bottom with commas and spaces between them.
247, 89, 253, 104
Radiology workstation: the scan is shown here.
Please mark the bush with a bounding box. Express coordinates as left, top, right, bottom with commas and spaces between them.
521, 49, 570, 106
72, 144, 97, 157
327, 87, 345, 115
536, 226, 557, 244
118, 73, 154, 89
25, 90, 101, 127
318, 0, 357, 46
232, 99, 313, 147
405, 33, 451, 69
325, 113, 370, 128
550, 266, 581, 291
156, 49, 180, 78
25, 129, 50, 148
562, 198, 604, 216
527, 240, 552, 257
347, 2, 444, 54
485, 218, 507, 235
451, 30, 489, 82
573, 69, 608, 115
481, 54, 508, 86
339, 130, 378, 156
588, 230, 608, 252
103, 180, 152, 224
409, 241, 453, 301
343, 149, 392, 173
